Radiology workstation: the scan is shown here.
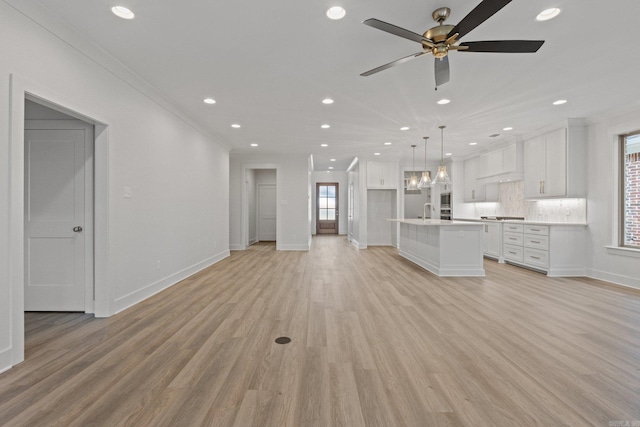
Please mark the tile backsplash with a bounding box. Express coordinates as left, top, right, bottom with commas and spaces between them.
471, 181, 587, 223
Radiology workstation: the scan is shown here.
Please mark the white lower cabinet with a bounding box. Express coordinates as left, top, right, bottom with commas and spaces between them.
482, 222, 501, 259
501, 223, 587, 276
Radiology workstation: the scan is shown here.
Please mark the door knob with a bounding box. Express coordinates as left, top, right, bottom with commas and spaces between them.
73, 226, 83, 232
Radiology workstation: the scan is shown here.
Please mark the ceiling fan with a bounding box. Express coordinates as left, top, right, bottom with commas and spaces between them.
360, 0, 545, 89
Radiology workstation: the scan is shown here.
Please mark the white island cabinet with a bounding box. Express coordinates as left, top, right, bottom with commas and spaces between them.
391, 219, 485, 277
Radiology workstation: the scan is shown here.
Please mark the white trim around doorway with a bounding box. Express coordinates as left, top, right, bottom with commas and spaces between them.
8, 74, 113, 367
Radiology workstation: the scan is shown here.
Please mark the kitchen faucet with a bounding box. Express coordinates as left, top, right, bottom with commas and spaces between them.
423, 203, 435, 221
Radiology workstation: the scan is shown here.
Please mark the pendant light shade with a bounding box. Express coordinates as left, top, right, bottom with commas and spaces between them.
417, 136, 432, 189
432, 125, 451, 187
407, 144, 419, 190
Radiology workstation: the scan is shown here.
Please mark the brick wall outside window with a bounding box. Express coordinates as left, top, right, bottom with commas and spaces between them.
624, 140, 640, 247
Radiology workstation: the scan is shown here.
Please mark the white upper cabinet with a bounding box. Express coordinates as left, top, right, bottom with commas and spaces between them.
464, 157, 486, 202
523, 120, 586, 199
366, 161, 398, 189
474, 142, 524, 183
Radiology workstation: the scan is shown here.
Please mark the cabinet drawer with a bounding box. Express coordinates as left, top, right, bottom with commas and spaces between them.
504, 244, 524, 263
503, 223, 524, 233
524, 225, 549, 235
504, 231, 524, 245
524, 248, 549, 269
524, 234, 549, 250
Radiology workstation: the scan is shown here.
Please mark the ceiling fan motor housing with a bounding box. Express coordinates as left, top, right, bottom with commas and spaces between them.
424, 24, 455, 44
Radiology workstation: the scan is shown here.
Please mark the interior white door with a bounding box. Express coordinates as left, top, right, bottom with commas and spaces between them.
258, 185, 277, 241
25, 128, 87, 311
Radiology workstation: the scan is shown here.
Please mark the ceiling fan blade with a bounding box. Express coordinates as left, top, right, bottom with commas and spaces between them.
434, 56, 450, 87
458, 40, 545, 53
361, 51, 429, 77
363, 18, 435, 47
447, 0, 512, 39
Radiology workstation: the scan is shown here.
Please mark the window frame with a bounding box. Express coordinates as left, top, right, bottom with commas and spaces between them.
619, 131, 640, 249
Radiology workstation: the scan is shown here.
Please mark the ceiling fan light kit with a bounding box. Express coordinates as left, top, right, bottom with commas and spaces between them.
361, 0, 545, 88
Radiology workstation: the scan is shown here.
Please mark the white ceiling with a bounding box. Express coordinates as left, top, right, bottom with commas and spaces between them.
25, 0, 640, 171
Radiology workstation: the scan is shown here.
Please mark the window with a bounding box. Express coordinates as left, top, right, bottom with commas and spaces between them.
621, 132, 640, 248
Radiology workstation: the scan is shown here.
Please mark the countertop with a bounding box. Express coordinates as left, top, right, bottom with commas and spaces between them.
389, 219, 484, 227
454, 218, 588, 226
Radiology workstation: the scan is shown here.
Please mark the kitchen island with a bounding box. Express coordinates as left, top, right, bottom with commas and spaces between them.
390, 219, 485, 277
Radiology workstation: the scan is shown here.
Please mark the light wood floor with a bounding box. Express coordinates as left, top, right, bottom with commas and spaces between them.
2, 236, 640, 426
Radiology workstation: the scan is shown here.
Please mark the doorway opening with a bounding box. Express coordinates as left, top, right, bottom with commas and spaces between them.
24, 100, 95, 313
316, 183, 339, 235
243, 167, 278, 249
8, 73, 111, 368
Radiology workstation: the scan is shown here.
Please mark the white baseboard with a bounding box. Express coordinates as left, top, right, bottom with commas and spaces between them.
0, 347, 13, 374
112, 249, 230, 315
586, 268, 640, 290
229, 244, 243, 251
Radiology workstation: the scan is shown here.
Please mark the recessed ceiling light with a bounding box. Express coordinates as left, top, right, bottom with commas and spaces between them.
321, 124, 330, 129
374, 152, 381, 156
328, 167, 334, 170
326, 6, 346, 20
536, 8, 561, 21
250, 143, 258, 147
203, 98, 216, 104
400, 127, 410, 131
231, 124, 241, 128
384, 142, 392, 145
111, 6, 135, 20
322, 98, 334, 104
553, 99, 568, 105
469, 142, 478, 146
330, 158, 336, 162
437, 99, 451, 105
321, 144, 328, 147
503, 127, 513, 131
445, 152, 452, 156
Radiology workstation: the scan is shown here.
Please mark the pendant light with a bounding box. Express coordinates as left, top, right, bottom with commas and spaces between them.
407, 144, 419, 190
417, 136, 432, 189
432, 125, 451, 187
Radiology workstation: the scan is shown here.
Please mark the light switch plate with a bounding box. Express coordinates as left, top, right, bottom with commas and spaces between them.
124, 186, 132, 198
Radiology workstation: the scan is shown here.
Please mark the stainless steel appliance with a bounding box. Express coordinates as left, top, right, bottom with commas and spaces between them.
440, 192, 451, 220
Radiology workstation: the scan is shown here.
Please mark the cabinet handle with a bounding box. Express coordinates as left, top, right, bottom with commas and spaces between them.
530, 228, 540, 232
485, 225, 488, 232
539, 181, 543, 194
508, 251, 517, 255
542, 181, 545, 194
530, 240, 540, 244
472, 189, 475, 199
530, 256, 541, 260
509, 237, 517, 241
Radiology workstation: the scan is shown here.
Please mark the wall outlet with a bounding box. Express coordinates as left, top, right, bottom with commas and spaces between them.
124, 186, 132, 198
213, 239, 217, 248
565, 209, 571, 216
458, 230, 464, 238
156, 260, 160, 270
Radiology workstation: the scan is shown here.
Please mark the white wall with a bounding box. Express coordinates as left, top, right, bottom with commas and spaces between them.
0, 2, 229, 372
586, 108, 640, 289
366, 190, 397, 246
311, 171, 348, 235
348, 164, 361, 247
229, 153, 310, 251
247, 170, 256, 244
